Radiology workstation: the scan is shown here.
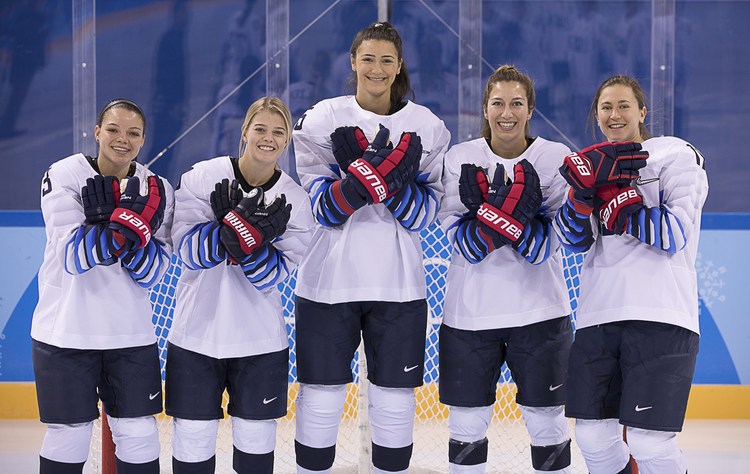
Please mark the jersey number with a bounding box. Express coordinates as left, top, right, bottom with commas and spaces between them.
42, 169, 52, 196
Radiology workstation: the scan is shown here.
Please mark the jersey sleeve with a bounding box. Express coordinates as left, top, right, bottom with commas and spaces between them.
515, 151, 570, 264
241, 186, 315, 290
172, 168, 229, 271
553, 188, 597, 254
624, 142, 708, 253
385, 121, 448, 232
293, 106, 355, 227
40, 163, 121, 275
121, 174, 174, 288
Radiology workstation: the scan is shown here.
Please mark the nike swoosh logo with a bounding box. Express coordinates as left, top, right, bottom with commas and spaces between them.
635, 405, 653, 412
540, 185, 550, 190
549, 384, 563, 391
404, 365, 419, 373
635, 177, 659, 185
263, 397, 278, 404
149, 393, 159, 400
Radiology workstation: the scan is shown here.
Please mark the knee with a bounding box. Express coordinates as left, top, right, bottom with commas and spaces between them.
368, 383, 416, 448
294, 383, 347, 447
574, 419, 622, 455
448, 406, 493, 443
40, 422, 94, 463
108, 415, 160, 464
626, 427, 677, 462
519, 405, 570, 446
172, 418, 219, 463
232, 418, 276, 455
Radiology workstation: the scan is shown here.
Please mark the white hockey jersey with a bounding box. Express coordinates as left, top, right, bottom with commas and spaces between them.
168, 156, 314, 359
293, 95, 449, 304
571, 137, 709, 334
439, 137, 573, 330
31, 153, 174, 350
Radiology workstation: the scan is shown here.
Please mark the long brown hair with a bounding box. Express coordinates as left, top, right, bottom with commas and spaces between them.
346, 21, 415, 107
588, 75, 652, 141
480, 65, 535, 140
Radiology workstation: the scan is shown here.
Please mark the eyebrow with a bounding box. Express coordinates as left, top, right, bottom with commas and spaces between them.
105, 122, 143, 131
360, 53, 396, 58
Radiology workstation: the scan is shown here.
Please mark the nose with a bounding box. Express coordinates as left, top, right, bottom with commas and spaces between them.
610, 108, 620, 119
501, 104, 513, 118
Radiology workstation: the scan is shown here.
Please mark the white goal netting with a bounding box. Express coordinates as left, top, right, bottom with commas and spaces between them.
90, 222, 588, 474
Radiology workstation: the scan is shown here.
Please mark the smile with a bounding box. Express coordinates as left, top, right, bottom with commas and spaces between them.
497, 122, 516, 130
258, 145, 275, 151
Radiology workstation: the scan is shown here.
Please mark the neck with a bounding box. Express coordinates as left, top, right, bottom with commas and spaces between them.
96, 156, 130, 180
238, 153, 277, 187
489, 135, 528, 160
356, 90, 392, 116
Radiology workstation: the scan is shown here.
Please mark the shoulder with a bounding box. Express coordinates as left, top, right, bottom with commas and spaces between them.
528, 137, 572, 158
642, 136, 704, 166
446, 138, 488, 161
398, 101, 447, 129
295, 96, 354, 134
48, 153, 88, 176
271, 171, 310, 203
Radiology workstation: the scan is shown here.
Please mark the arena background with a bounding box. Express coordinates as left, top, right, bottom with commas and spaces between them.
0, 0, 748, 418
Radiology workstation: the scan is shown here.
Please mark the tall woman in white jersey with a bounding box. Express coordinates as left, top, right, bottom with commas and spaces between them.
554, 76, 708, 474
32, 99, 174, 473
293, 21, 449, 474
438, 66, 574, 474
166, 97, 313, 474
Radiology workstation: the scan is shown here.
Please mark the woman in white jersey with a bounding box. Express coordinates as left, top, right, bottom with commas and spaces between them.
166, 97, 314, 474
293, 21, 449, 474
555, 75, 708, 474
438, 65, 574, 474
32, 99, 174, 473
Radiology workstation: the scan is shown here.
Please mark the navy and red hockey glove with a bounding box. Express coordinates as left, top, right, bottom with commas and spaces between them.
220, 187, 291, 263
81, 175, 121, 225
331, 126, 369, 175
594, 183, 644, 233
347, 126, 422, 204
210, 178, 242, 222
559, 141, 648, 198
458, 163, 489, 214
109, 176, 166, 250
476, 159, 543, 246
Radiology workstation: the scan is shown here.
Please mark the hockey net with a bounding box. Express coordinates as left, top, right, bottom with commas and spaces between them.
90, 222, 588, 473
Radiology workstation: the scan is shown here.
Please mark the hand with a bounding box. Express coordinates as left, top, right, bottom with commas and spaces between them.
330, 126, 368, 174
210, 178, 242, 222
559, 141, 648, 198
109, 176, 166, 249
458, 163, 489, 214
81, 175, 121, 225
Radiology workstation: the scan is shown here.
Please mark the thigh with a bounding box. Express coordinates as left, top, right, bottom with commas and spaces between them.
619, 321, 699, 432
506, 316, 573, 407
100, 343, 163, 418
295, 296, 361, 385
363, 299, 428, 388
165, 343, 227, 420
565, 324, 623, 420
438, 324, 506, 407
32, 340, 101, 424
227, 348, 289, 420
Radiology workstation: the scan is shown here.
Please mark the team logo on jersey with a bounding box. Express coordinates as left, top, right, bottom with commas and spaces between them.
635, 177, 659, 186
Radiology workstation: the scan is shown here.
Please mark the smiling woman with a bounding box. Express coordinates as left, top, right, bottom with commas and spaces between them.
165, 96, 314, 474
292, 21, 450, 474
30, 98, 174, 474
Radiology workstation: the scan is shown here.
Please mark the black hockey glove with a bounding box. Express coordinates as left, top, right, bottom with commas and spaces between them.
81, 175, 121, 225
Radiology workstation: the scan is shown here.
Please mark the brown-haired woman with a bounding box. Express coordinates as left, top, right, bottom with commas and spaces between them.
292, 21, 450, 474
555, 75, 708, 474
32, 98, 173, 473
438, 65, 574, 474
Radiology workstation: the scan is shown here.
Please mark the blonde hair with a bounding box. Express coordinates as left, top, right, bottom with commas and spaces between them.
239, 97, 293, 157
481, 65, 535, 139
588, 75, 652, 141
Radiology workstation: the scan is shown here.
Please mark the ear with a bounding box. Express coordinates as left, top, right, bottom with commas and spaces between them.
527, 106, 534, 121
397, 58, 403, 75
640, 106, 647, 123
94, 125, 100, 143
351, 54, 356, 72
483, 105, 488, 120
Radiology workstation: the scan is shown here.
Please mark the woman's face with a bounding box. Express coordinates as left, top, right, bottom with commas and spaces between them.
351, 39, 402, 102
242, 110, 288, 165
94, 107, 145, 172
596, 84, 647, 143
484, 81, 532, 147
